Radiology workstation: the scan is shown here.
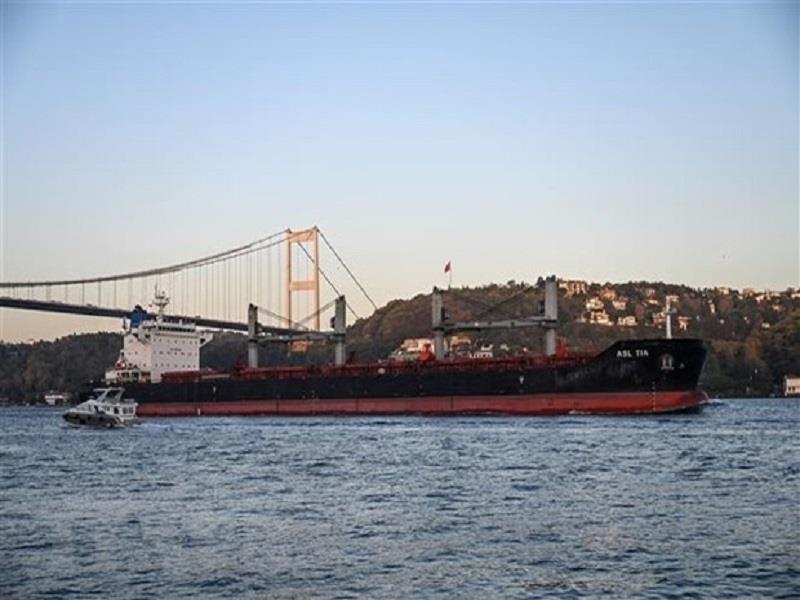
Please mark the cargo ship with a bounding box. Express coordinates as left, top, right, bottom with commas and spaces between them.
101, 287, 708, 417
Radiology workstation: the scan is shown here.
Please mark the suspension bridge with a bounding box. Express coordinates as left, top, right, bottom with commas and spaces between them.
0, 227, 377, 337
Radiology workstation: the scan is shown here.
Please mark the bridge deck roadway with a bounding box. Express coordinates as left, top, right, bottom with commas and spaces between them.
0, 297, 299, 335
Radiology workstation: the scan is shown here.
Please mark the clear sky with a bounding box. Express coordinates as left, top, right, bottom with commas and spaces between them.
1, 1, 798, 342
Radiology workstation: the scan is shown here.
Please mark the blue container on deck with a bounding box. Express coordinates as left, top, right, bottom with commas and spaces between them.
129, 305, 149, 328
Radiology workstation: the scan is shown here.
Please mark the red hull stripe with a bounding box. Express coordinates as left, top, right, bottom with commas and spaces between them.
136, 391, 708, 417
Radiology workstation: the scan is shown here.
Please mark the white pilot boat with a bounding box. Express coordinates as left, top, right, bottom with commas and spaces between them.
63, 387, 138, 428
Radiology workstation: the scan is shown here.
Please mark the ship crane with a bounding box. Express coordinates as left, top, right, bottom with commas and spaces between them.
431, 275, 559, 358
246, 295, 348, 367
663, 296, 677, 339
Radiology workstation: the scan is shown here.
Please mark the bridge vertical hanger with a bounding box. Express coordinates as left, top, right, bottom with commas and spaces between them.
285, 227, 321, 331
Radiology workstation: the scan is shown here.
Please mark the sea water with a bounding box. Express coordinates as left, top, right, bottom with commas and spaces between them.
1, 400, 798, 598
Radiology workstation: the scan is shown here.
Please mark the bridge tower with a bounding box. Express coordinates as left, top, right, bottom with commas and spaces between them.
285, 227, 321, 331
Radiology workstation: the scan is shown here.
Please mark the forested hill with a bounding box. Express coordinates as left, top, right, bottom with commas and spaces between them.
0, 333, 122, 404
1, 280, 798, 403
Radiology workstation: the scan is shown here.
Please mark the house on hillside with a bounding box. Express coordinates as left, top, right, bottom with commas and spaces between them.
784, 376, 800, 397
448, 335, 472, 358
589, 311, 612, 326
585, 297, 604, 311
559, 280, 588, 297
600, 288, 617, 301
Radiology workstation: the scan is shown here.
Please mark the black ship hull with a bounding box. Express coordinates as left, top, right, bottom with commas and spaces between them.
119, 338, 707, 416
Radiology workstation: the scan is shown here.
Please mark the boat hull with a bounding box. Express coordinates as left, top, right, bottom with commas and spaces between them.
63, 412, 125, 428
110, 339, 708, 418
135, 390, 708, 417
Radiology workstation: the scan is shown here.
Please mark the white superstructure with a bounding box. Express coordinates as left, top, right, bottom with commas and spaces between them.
106, 290, 212, 384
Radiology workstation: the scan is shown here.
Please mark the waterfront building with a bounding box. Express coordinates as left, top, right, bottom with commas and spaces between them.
784, 376, 800, 397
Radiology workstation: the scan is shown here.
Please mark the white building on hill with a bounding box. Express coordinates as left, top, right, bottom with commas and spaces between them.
784, 376, 800, 397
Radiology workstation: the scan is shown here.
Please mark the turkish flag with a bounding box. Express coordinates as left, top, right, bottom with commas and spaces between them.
444, 261, 452, 273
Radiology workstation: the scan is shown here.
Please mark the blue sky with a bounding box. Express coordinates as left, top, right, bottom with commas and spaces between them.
1, 1, 798, 341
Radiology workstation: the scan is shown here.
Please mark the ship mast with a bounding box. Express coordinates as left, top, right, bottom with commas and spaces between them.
151, 286, 170, 320
432, 275, 559, 357
664, 296, 676, 339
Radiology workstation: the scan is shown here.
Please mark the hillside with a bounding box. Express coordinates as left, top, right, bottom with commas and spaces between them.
1, 279, 797, 402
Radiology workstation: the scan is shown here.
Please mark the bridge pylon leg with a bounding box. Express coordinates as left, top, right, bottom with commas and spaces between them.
285, 227, 321, 331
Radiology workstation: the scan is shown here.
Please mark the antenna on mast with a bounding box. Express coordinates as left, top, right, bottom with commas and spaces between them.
151, 285, 170, 317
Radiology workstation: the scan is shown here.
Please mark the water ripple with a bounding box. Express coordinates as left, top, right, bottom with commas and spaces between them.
1, 401, 798, 598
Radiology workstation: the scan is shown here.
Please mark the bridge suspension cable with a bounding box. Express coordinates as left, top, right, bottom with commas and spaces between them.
0, 226, 378, 333
318, 230, 378, 312
294, 238, 360, 320
0, 230, 288, 288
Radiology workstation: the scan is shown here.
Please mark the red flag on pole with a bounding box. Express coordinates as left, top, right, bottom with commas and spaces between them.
444, 261, 451, 273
